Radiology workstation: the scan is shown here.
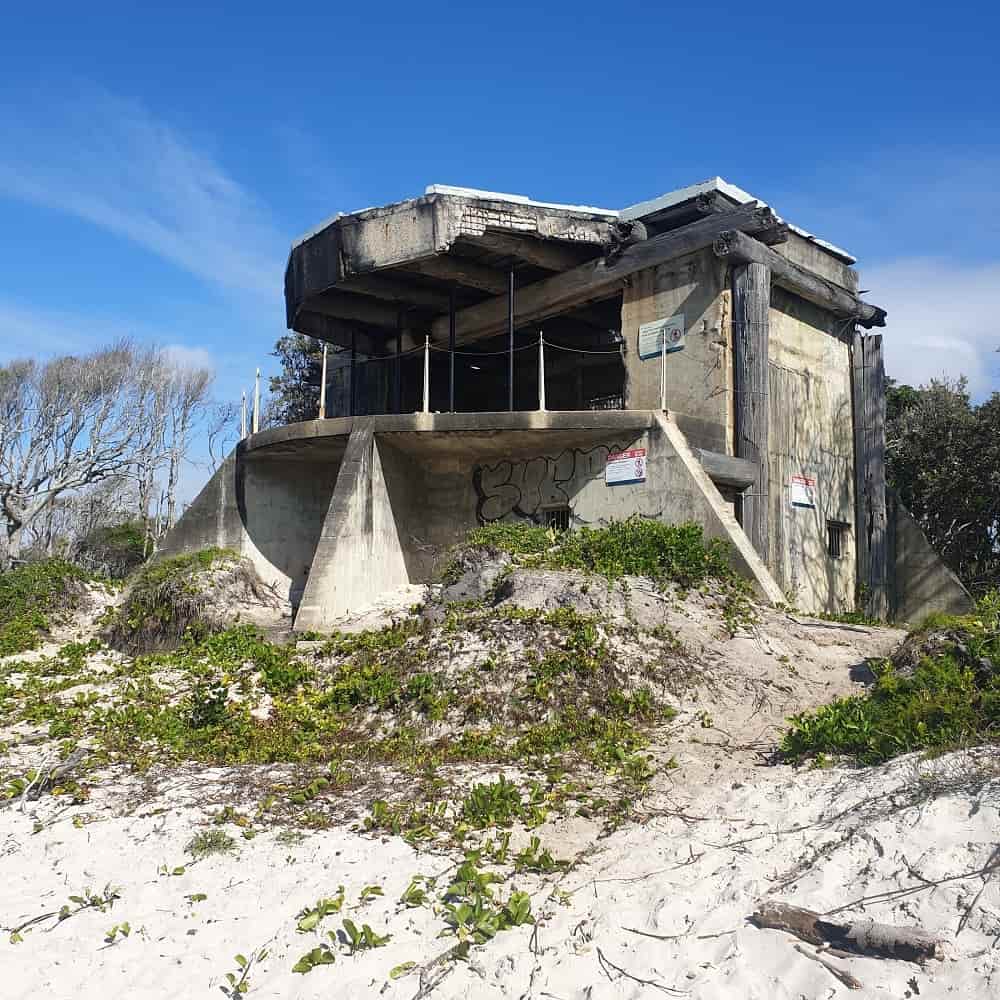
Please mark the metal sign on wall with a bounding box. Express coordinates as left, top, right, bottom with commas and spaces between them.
606, 448, 647, 485
638, 314, 686, 360
790, 474, 817, 508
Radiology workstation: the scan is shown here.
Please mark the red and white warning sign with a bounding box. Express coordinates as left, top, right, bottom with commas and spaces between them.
790, 474, 817, 508
606, 448, 647, 485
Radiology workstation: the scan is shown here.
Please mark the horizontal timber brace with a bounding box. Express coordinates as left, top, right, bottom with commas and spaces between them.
714, 229, 886, 328
431, 203, 785, 344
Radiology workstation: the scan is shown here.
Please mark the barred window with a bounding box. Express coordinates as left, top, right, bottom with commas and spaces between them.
827, 521, 848, 559
543, 506, 571, 532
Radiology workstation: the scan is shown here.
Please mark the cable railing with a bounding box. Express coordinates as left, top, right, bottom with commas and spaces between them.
240, 332, 628, 438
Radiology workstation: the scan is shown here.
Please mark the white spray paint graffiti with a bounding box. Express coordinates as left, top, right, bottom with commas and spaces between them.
472, 445, 621, 523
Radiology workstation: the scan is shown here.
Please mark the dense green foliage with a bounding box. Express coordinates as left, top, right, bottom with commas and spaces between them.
466, 517, 743, 589
76, 521, 148, 578
887, 378, 1000, 593
268, 334, 325, 425
462, 517, 753, 630
0, 559, 90, 656
783, 592, 1000, 764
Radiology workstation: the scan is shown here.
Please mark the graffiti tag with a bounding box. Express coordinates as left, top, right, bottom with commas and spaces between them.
472, 445, 621, 524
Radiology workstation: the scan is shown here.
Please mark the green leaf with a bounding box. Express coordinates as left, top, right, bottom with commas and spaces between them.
390, 961, 416, 980
235, 953, 248, 968
297, 912, 321, 933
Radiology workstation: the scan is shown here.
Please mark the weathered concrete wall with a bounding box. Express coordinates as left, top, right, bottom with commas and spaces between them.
381, 430, 656, 581
371, 414, 782, 603
621, 253, 857, 612
164, 411, 784, 631
888, 491, 973, 623
620, 248, 731, 453
159, 443, 341, 607
766, 288, 856, 614
240, 456, 340, 605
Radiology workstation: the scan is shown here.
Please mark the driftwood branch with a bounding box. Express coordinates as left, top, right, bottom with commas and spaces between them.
794, 943, 863, 990
752, 901, 945, 964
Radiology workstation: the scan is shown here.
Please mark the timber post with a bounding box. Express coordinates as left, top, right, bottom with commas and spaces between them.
537, 331, 546, 412
731, 260, 771, 562
852, 332, 889, 619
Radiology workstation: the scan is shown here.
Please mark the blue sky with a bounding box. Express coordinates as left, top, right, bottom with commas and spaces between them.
1, 1, 998, 487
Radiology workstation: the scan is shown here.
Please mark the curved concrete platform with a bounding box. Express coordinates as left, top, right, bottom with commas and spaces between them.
162, 410, 784, 631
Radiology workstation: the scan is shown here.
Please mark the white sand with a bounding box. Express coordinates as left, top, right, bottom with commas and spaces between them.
3, 584, 998, 997
3, 748, 998, 998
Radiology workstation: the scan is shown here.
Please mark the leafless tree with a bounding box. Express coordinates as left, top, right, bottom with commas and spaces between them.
207, 401, 239, 473
0, 342, 220, 568
163, 363, 212, 529
0, 342, 157, 567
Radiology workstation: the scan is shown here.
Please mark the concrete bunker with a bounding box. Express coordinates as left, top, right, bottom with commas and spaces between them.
163, 178, 972, 626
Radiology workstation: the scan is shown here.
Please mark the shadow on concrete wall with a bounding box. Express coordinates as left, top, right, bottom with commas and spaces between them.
237, 454, 340, 608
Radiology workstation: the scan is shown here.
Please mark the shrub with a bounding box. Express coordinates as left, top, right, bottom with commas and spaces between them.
186, 829, 237, 858
0, 559, 90, 656
783, 591, 1000, 764
466, 517, 740, 590
76, 521, 148, 578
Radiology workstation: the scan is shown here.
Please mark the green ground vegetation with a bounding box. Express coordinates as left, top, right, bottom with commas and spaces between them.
455, 517, 755, 631
1, 604, 677, 833
462, 517, 740, 589
0, 559, 92, 657
782, 591, 1000, 764
76, 521, 148, 579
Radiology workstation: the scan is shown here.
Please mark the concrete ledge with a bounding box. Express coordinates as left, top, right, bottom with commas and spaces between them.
244, 410, 657, 455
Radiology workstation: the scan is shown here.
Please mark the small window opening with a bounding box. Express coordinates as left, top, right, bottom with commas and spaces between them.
827, 520, 848, 559
543, 506, 571, 532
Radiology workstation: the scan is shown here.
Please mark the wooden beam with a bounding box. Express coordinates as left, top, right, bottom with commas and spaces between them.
714, 230, 886, 328
458, 231, 595, 272
852, 332, 889, 619
638, 189, 735, 231
732, 260, 771, 562
695, 449, 757, 489
432, 203, 782, 344
341, 273, 453, 312
309, 290, 407, 330
399, 255, 508, 295
293, 311, 381, 355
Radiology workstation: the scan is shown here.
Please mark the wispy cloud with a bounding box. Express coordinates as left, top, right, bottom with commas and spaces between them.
162, 343, 216, 373
865, 258, 1000, 398
0, 87, 284, 300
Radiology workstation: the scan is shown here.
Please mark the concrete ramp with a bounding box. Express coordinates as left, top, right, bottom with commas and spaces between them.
652, 412, 784, 604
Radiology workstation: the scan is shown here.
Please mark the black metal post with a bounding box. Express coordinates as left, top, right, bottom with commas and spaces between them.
448, 287, 456, 413
508, 268, 515, 412
395, 314, 402, 414
350, 329, 357, 417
